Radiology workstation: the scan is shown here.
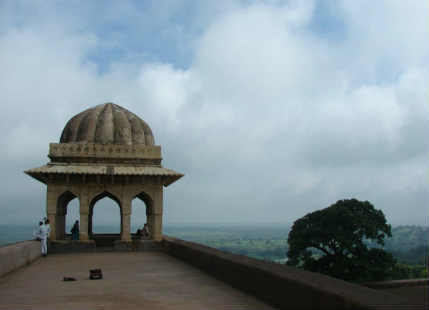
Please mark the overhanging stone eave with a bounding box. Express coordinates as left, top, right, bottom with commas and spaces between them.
24, 170, 48, 184
163, 173, 184, 187
25, 164, 184, 185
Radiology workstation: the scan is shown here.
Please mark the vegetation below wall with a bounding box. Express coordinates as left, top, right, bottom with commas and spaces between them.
164, 224, 428, 280
165, 224, 289, 262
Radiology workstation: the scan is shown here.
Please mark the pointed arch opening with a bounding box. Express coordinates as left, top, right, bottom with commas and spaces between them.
89, 191, 121, 244
56, 191, 78, 240
132, 191, 154, 240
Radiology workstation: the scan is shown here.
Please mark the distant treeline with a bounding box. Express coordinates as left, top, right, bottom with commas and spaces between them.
165, 224, 429, 271
385, 225, 429, 265
366, 225, 429, 265
164, 224, 289, 262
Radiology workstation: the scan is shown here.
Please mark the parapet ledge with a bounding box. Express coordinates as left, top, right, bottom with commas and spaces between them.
0, 241, 41, 278
161, 236, 418, 310
49, 143, 162, 160
364, 278, 429, 289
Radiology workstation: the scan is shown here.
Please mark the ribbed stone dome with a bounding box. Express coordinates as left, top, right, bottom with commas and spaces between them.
60, 103, 155, 145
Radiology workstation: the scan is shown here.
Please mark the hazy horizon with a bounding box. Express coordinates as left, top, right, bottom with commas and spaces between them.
1, 219, 426, 229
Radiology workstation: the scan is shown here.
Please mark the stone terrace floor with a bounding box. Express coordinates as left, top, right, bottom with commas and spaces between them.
0, 252, 276, 310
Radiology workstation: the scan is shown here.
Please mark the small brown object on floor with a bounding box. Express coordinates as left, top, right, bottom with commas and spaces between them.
89, 268, 103, 280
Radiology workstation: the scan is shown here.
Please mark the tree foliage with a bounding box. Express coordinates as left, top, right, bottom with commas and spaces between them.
286, 199, 396, 282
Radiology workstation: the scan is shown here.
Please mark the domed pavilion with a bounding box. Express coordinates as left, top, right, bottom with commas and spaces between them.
25, 103, 183, 243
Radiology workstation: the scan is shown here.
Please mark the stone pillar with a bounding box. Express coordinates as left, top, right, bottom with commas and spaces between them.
79, 193, 89, 241
46, 185, 57, 241
152, 214, 163, 241
147, 213, 154, 239
56, 207, 66, 240
151, 186, 163, 241
47, 213, 57, 241
121, 197, 131, 242
88, 211, 93, 236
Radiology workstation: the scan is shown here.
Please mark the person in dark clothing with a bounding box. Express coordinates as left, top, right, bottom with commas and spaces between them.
142, 223, 150, 239
71, 220, 79, 240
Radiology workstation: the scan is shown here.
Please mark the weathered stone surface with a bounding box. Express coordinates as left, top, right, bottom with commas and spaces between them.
0, 252, 275, 310
60, 103, 155, 145
162, 237, 424, 310
1, 242, 425, 309
0, 241, 41, 277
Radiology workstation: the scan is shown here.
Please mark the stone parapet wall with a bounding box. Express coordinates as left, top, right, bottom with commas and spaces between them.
48, 239, 162, 253
49, 143, 162, 163
365, 278, 429, 289
49, 240, 97, 253
0, 241, 41, 278
162, 236, 418, 310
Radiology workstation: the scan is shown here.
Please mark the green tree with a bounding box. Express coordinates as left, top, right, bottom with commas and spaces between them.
286, 199, 396, 282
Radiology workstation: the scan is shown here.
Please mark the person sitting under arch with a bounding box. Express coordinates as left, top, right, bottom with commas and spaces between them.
142, 223, 150, 239
136, 223, 150, 239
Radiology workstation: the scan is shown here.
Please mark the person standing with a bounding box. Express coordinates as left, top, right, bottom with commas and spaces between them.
71, 220, 79, 240
44, 218, 51, 237
38, 220, 50, 256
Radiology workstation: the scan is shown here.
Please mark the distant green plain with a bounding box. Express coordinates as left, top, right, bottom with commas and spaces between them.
164, 224, 429, 279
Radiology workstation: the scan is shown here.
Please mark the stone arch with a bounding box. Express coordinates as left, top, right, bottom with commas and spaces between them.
88, 191, 122, 237
132, 191, 154, 239
89, 187, 122, 204
90, 191, 121, 208
134, 191, 154, 215
56, 190, 79, 240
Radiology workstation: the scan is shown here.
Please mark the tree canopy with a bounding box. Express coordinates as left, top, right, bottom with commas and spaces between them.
286, 199, 396, 282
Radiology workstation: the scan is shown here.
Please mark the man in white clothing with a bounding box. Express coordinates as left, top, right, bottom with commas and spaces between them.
39, 220, 50, 256
44, 218, 51, 237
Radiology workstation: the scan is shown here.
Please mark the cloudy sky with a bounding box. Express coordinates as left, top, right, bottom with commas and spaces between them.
1, 0, 428, 229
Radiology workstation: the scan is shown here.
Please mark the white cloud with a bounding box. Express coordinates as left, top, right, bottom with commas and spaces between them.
138, 63, 193, 128
150, 1, 429, 224
0, 1, 428, 226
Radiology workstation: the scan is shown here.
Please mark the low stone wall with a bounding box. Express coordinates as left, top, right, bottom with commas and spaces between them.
114, 240, 162, 251
162, 237, 419, 310
49, 240, 97, 253
49, 239, 161, 253
0, 241, 41, 278
365, 278, 429, 289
